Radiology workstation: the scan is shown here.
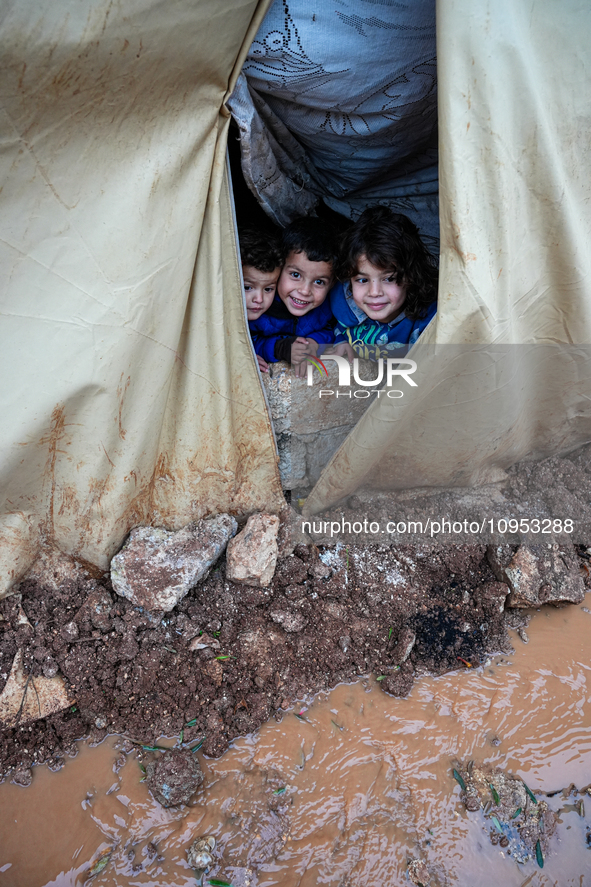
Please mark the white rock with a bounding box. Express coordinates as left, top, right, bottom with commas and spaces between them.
226, 514, 280, 588
110, 515, 237, 612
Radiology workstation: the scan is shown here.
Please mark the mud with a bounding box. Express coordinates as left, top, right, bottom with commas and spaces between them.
1, 596, 590, 886
2, 539, 581, 779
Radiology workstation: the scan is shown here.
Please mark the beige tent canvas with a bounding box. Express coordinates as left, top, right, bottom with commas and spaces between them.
1, 0, 590, 596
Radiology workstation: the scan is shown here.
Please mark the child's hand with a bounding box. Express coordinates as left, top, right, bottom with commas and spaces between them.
323, 342, 356, 362
256, 354, 269, 373
291, 337, 317, 378
291, 337, 316, 364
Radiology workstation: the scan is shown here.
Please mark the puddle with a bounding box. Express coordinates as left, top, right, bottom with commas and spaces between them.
1, 596, 590, 886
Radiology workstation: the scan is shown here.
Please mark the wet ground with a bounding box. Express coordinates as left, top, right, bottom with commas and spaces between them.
1, 593, 590, 886
0, 542, 534, 772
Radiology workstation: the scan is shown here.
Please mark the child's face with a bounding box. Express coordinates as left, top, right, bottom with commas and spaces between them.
243, 265, 281, 321
351, 255, 407, 323
277, 250, 333, 316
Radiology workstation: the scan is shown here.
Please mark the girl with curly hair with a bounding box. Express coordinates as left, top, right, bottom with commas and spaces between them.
329, 206, 437, 360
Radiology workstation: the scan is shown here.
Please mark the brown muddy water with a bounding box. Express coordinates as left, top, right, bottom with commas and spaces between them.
1, 596, 590, 887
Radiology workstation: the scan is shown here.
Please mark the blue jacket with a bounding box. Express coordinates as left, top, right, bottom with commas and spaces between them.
330, 282, 436, 359
249, 295, 335, 363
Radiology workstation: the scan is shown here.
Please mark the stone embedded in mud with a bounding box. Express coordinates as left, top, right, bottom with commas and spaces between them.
11, 767, 33, 787
474, 580, 509, 613
487, 542, 585, 608
110, 515, 238, 612
269, 606, 307, 633
145, 749, 203, 807
0, 650, 74, 728
390, 627, 416, 663
225, 513, 280, 588
407, 858, 431, 886
82, 586, 114, 632
186, 835, 216, 872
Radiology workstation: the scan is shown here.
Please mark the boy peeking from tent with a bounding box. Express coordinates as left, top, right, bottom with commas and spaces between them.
240, 207, 437, 374
243, 218, 337, 377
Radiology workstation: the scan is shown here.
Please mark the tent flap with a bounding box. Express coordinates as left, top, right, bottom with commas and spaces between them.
0, 0, 283, 594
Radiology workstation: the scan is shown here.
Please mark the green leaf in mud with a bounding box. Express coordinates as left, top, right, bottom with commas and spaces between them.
273, 786, 286, 795
489, 783, 500, 805
191, 738, 204, 752
142, 745, 168, 752
185, 718, 198, 727
535, 839, 544, 868
388, 627, 393, 640
452, 769, 466, 791
331, 719, 343, 731
89, 851, 111, 875
376, 676, 386, 682
208, 879, 232, 887
523, 782, 538, 805
491, 815, 503, 833
139, 764, 146, 773
294, 712, 308, 722
215, 655, 232, 660
511, 807, 522, 819
179, 729, 184, 744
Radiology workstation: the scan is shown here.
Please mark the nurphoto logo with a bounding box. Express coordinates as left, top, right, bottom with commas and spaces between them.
306, 355, 418, 399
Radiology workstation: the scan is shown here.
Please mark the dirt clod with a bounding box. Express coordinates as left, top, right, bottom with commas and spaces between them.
145, 749, 203, 807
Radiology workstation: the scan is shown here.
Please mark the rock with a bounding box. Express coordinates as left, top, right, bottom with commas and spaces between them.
276, 506, 297, 558
110, 515, 237, 612
261, 358, 375, 488
474, 580, 509, 613
11, 767, 33, 787
0, 651, 74, 728
487, 542, 585, 607
188, 633, 220, 652
61, 621, 79, 641
145, 749, 203, 807
226, 514, 280, 588
407, 858, 431, 886
269, 607, 307, 633
391, 627, 416, 663
186, 835, 216, 872
82, 586, 114, 632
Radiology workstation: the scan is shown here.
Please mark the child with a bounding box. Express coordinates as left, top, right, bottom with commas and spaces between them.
240, 228, 284, 373
249, 217, 337, 377
329, 206, 437, 360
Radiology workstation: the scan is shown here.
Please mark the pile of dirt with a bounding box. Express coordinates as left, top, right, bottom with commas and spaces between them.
0, 541, 588, 781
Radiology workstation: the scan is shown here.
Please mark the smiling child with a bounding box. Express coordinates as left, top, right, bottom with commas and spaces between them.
249, 217, 337, 376
329, 206, 437, 360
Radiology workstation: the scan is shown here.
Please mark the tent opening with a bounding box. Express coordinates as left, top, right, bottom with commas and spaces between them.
227, 0, 439, 492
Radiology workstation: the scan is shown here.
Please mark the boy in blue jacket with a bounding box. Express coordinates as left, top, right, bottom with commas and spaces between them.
249, 217, 337, 377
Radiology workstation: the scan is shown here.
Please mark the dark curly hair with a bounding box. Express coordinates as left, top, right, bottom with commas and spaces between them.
338, 206, 438, 320
239, 228, 284, 273
282, 216, 339, 266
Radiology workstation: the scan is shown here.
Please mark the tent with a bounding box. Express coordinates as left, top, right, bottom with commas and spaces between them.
1, 0, 590, 595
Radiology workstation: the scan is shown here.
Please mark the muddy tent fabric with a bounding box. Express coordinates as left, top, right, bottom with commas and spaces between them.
305, 0, 591, 514
228, 0, 439, 248
0, 0, 282, 594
